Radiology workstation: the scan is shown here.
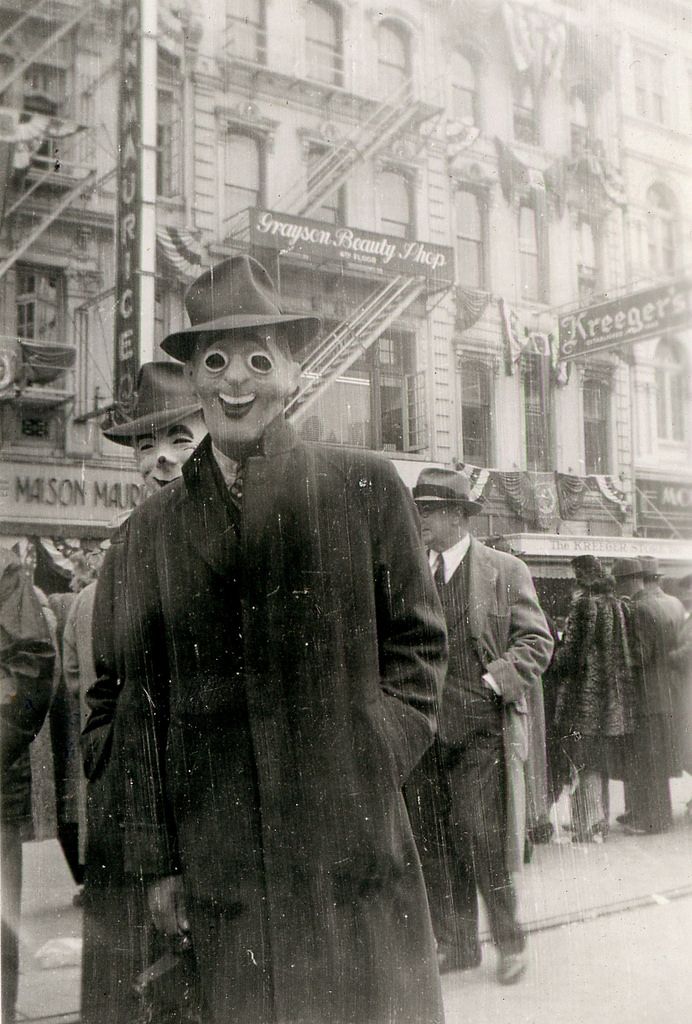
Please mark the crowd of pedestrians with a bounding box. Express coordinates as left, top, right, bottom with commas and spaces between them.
2, 255, 692, 1024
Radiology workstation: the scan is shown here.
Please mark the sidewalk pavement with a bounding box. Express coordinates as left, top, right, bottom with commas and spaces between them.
16, 777, 692, 1023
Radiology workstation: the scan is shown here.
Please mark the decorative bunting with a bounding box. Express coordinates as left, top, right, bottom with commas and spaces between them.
588, 474, 630, 514
556, 472, 587, 519
501, 1, 566, 88
156, 225, 205, 281
496, 471, 559, 529
453, 461, 494, 503
455, 286, 491, 331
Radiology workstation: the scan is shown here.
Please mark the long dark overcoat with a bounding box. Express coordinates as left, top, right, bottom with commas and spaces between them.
84, 428, 448, 1024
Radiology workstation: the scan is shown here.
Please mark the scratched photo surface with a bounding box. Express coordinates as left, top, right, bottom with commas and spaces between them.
1, 1, 691, 1023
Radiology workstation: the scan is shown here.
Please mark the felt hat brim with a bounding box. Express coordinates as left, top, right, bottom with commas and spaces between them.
413, 493, 484, 515
161, 313, 322, 363
103, 403, 203, 446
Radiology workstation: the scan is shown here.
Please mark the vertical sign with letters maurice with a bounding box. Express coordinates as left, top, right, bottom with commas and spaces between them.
113, 0, 142, 415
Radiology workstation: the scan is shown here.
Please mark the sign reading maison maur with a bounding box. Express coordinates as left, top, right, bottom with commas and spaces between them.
250, 209, 455, 285
558, 278, 692, 362
0, 462, 144, 530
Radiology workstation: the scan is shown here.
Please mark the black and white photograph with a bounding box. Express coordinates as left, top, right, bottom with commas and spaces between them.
1, 1, 691, 1022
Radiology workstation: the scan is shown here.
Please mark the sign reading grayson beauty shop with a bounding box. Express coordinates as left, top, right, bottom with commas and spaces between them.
251, 209, 455, 285
558, 278, 692, 362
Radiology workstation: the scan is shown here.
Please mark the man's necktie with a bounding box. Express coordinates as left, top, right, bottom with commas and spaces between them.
432, 552, 445, 589
228, 464, 244, 509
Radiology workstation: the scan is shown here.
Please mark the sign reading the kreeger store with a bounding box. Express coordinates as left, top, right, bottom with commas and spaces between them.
558, 278, 692, 362
251, 209, 455, 285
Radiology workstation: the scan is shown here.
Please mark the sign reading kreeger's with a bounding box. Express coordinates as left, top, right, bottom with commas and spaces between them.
558, 278, 692, 361
251, 209, 455, 285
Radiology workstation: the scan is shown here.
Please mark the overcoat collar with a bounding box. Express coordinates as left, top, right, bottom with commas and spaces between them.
465, 536, 499, 640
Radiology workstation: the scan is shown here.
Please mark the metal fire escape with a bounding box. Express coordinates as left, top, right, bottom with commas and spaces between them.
0, 0, 99, 281
285, 275, 427, 422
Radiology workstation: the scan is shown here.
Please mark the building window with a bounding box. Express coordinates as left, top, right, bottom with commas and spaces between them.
518, 202, 540, 301
377, 20, 411, 98
646, 184, 676, 276
24, 63, 65, 114
522, 352, 551, 471
513, 82, 538, 145
307, 145, 344, 224
570, 92, 589, 156
306, 0, 342, 86
655, 339, 686, 443
223, 130, 261, 233
633, 48, 665, 123
156, 89, 181, 197
454, 188, 484, 289
451, 52, 478, 125
576, 219, 597, 301
583, 378, 610, 474
16, 265, 63, 342
299, 331, 418, 451
460, 361, 491, 465
226, 0, 266, 63
377, 169, 413, 238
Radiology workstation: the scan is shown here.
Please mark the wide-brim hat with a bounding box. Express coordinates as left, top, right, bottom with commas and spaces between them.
612, 557, 643, 579
412, 467, 484, 515
161, 255, 321, 363
102, 362, 203, 446
639, 555, 662, 578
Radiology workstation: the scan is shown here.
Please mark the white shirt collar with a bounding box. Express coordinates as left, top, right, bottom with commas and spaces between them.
211, 443, 239, 487
428, 533, 471, 584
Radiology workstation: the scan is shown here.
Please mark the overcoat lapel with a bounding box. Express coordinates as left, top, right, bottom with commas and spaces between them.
180, 435, 239, 575
466, 537, 499, 643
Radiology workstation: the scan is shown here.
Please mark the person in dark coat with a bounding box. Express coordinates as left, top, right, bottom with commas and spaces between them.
405, 468, 553, 986
1, 548, 55, 1024
77, 363, 206, 1024
624, 556, 685, 834
554, 557, 636, 843
83, 256, 448, 1024
670, 573, 692, 791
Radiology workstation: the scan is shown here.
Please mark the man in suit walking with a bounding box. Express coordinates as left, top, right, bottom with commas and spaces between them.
84, 256, 448, 1024
406, 467, 553, 985
624, 556, 685, 834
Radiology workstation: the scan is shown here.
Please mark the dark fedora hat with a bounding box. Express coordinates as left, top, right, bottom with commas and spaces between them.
612, 557, 643, 579
161, 255, 322, 363
639, 555, 661, 578
102, 362, 203, 446
412, 467, 484, 515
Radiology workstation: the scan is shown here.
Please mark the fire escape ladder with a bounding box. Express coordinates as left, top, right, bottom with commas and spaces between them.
285, 275, 426, 420
0, 0, 96, 96
0, 168, 98, 281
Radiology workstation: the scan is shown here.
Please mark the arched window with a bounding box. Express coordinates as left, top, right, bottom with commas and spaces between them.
306, 0, 343, 85
451, 52, 478, 125
455, 189, 484, 289
655, 339, 686, 442
377, 169, 413, 238
377, 20, 411, 97
646, 184, 676, 275
223, 131, 261, 232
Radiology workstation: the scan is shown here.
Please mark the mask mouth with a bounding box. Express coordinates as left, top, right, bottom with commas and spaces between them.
218, 391, 257, 417
151, 475, 176, 489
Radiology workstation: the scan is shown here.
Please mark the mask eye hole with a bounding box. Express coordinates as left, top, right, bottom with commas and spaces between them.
249, 352, 274, 374
203, 350, 228, 373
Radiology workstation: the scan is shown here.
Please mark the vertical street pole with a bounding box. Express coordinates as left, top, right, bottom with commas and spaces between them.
139, 0, 158, 365
113, 0, 157, 416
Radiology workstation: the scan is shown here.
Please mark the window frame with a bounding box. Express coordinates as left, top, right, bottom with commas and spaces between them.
454, 187, 486, 290
450, 51, 478, 126
305, 0, 343, 87
521, 351, 552, 472
221, 127, 264, 236
460, 359, 492, 466
517, 201, 542, 302
156, 86, 182, 198
582, 376, 611, 475
376, 167, 415, 240
513, 81, 538, 146
654, 338, 687, 444
225, 0, 266, 64
307, 143, 345, 224
15, 263, 64, 344
377, 18, 412, 99
633, 46, 666, 124
646, 184, 676, 277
